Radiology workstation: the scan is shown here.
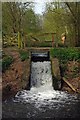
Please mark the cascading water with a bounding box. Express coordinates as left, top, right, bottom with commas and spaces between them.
3, 52, 80, 118
31, 61, 53, 90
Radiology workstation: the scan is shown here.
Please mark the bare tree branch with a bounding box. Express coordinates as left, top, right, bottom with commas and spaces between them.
65, 2, 77, 23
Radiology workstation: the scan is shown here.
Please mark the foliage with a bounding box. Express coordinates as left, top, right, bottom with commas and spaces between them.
2, 2, 41, 48
19, 50, 29, 61
65, 2, 80, 46
2, 55, 13, 72
43, 2, 80, 47
23, 9, 41, 33
50, 47, 80, 61
50, 47, 80, 78
43, 3, 68, 43
2, 2, 80, 47
26, 39, 52, 47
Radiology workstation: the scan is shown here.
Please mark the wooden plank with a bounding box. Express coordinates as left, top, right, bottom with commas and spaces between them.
31, 36, 40, 41
62, 77, 76, 92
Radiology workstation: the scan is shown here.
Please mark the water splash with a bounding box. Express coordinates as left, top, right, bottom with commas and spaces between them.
14, 61, 78, 110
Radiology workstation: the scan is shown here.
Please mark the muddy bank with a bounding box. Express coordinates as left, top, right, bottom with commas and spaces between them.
61, 60, 80, 93
2, 49, 30, 100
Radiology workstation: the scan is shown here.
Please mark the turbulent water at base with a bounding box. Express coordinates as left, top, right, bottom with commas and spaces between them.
2, 61, 80, 118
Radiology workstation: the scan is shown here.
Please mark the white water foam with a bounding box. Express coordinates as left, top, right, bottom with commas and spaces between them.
14, 61, 78, 110
14, 89, 77, 110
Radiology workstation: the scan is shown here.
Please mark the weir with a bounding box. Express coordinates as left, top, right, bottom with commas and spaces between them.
30, 51, 53, 90
31, 51, 50, 62
10, 51, 79, 118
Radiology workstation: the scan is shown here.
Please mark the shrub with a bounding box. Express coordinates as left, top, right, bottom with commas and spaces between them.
50, 47, 80, 61
19, 50, 29, 61
50, 47, 80, 78
2, 55, 13, 72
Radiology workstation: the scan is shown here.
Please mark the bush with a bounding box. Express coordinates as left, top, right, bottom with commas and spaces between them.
2, 55, 13, 72
50, 47, 80, 61
50, 47, 80, 78
19, 50, 29, 61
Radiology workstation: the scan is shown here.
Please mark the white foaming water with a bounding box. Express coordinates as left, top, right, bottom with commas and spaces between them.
14, 61, 77, 110
31, 61, 53, 89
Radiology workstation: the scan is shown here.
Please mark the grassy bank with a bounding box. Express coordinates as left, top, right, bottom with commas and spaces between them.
50, 47, 80, 62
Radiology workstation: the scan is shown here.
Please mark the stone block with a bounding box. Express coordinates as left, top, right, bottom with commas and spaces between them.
51, 58, 62, 90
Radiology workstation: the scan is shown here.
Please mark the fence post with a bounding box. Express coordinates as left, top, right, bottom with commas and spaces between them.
52, 33, 54, 47
18, 31, 21, 49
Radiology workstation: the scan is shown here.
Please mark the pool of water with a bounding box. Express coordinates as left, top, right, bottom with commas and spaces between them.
2, 91, 80, 119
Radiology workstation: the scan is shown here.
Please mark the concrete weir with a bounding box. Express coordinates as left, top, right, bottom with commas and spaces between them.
30, 51, 62, 90
30, 51, 52, 89
31, 51, 50, 62
51, 58, 62, 90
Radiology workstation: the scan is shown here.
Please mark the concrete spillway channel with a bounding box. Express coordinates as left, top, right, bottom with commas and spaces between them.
28, 51, 62, 90
31, 51, 50, 62
28, 51, 52, 90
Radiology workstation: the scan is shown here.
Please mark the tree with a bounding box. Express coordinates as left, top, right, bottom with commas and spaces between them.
65, 2, 80, 46
43, 2, 68, 45
43, 2, 80, 47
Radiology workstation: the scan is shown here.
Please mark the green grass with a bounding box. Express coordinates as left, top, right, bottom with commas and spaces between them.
19, 50, 29, 61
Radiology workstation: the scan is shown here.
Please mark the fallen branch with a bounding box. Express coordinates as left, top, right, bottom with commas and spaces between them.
62, 77, 76, 92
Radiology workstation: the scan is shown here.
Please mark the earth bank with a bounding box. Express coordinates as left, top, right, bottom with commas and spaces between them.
2, 48, 30, 100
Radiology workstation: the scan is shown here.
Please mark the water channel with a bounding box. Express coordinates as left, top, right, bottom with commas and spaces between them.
2, 52, 80, 119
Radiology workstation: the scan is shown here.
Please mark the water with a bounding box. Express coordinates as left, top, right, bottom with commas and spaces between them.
31, 61, 52, 88
2, 61, 80, 118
